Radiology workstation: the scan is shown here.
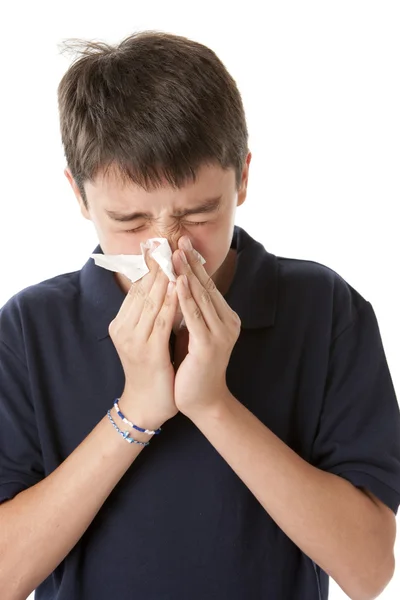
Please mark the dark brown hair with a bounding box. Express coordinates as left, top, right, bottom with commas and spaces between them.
58, 31, 249, 209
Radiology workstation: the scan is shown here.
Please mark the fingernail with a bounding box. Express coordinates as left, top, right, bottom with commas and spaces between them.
182, 275, 189, 288
180, 250, 188, 264
167, 281, 175, 295
181, 237, 192, 251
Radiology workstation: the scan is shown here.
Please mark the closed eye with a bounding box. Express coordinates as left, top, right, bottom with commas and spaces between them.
125, 222, 208, 233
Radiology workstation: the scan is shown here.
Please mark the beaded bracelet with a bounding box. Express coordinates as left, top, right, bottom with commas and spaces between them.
107, 410, 150, 446
113, 398, 162, 435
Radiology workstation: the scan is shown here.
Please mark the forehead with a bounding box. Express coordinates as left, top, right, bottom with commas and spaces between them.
85, 163, 235, 209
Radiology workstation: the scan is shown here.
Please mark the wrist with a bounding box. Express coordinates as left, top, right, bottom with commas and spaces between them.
110, 407, 154, 445
183, 389, 235, 424
117, 395, 164, 433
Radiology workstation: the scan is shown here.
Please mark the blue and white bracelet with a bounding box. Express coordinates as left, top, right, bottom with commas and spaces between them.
107, 410, 150, 447
113, 398, 162, 435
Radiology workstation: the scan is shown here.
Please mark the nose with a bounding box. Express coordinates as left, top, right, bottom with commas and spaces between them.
168, 239, 180, 254
150, 222, 190, 255
153, 232, 182, 255
167, 243, 182, 263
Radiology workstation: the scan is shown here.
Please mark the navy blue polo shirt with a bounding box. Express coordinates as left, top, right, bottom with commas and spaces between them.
1, 224, 400, 600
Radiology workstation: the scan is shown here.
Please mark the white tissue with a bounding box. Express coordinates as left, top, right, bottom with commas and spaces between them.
90, 237, 206, 284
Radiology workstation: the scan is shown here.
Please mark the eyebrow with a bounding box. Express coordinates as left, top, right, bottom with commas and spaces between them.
105, 196, 222, 223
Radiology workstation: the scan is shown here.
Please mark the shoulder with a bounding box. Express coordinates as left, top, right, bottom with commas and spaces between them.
0, 271, 81, 354
275, 254, 370, 338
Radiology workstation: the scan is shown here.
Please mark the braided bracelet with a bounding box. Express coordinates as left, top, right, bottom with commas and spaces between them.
107, 410, 150, 446
113, 398, 162, 435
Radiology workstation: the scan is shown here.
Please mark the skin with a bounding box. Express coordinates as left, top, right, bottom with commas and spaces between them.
65, 153, 251, 335
169, 243, 397, 600
65, 151, 396, 598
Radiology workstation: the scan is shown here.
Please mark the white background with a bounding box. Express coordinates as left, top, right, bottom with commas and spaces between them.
0, 1, 398, 598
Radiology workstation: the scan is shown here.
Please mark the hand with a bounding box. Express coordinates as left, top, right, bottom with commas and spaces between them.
172, 236, 241, 418
108, 247, 179, 430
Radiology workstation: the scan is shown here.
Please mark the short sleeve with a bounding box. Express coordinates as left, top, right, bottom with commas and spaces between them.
311, 300, 400, 515
0, 302, 44, 504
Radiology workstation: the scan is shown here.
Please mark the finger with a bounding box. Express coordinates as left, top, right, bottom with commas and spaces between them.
173, 248, 222, 330
176, 237, 229, 322
116, 247, 159, 321
149, 281, 179, 344
130, 265, 170, 338
175, 274, 211, 340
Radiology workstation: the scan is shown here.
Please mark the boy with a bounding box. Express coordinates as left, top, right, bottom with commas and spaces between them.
0, 31, 399, 600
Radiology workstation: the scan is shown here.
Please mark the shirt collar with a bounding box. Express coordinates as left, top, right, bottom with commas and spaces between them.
80, 224, 278, 341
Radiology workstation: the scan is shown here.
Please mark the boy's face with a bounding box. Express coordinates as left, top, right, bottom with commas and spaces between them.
65, 154, 251, 330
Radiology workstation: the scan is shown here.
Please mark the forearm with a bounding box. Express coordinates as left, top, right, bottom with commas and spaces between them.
188, 393, 393, 600
0, 404, 158, 600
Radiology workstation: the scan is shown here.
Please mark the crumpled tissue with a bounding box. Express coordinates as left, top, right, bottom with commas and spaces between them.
90, 237, 206, 283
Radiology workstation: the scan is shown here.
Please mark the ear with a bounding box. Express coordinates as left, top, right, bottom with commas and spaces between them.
64, 168, 91, 220
237, 151, 252, 208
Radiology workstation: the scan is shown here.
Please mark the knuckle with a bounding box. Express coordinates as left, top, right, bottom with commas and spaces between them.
163, 294, 173, 308
193, 306, 203, 320
143, 295, 156, 312
154, 314, 167, 329
205, 277, 217, 293
109, 318, 124, 338
128, 283, 137, 297
200, 288, 211, 304
232, 311, 241, 327
127, 283, 140, 300
231, 316, 242, 338
135, 284, 147, 300
108, 320, 116, 337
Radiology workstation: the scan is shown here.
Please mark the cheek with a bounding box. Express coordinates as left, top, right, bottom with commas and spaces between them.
189, 233, 213, 268
191, 237, 228, 278
104, 239, 142, 255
